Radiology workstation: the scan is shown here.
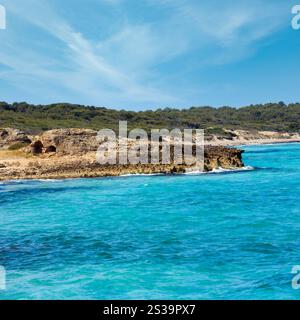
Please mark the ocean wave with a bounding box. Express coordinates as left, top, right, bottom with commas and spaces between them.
0, 178, 66, 185
182, 170, 206, 175
0, 167, 255, 184
210, 166, 254, 173
34, 179, 65, 182
184, 166, 254, 175
120, 173, 164, 177
118, 166, 256, 177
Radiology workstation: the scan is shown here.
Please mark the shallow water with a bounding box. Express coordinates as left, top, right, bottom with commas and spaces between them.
0, 143, 300, 299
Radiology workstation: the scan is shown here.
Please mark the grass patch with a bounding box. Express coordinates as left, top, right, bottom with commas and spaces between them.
8, 142, 30, 151
0, 149, 32, 159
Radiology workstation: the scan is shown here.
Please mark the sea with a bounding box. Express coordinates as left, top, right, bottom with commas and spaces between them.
0, 143, 299, 299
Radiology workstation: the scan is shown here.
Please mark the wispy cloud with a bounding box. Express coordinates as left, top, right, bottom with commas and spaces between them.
0, 0, 291, 108
0, 0, 180, 107
148, 0, 288, 62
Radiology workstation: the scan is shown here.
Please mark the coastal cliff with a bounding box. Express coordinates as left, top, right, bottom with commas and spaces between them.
0, 128, 244, 180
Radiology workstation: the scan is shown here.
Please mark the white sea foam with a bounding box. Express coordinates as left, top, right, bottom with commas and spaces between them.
184, 166, 254, 175
120, 173, 164, 177
209, 166, 254, 173
120, 166, 254, 177
182, 170, 206, 175
35, 179, 65, 182
0, 167, 255, 184
0, 178, 66, 185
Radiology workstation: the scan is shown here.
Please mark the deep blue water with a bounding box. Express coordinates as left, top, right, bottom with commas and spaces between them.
0, 143, 300, 300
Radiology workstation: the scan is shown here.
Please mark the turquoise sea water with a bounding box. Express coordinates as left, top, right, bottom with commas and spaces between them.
0, 143, 300, 300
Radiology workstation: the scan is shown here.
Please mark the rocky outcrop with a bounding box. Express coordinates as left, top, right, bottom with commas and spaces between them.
30, 141, 44, 154
39, 129, 98, 155
204, 146, 244, 171
0, 128, 31, 149
0, 128, 245, 180
45, 145, 57, 153
0, 148, 244, 180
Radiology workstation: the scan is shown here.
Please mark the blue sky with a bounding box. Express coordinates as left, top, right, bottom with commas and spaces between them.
0, 0, 299, 110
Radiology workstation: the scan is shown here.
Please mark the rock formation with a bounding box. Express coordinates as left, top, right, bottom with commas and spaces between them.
204, 146, 243, 171
30, 141, 44, 154
39, 129, 98, 155
0, 128, 31, 149
0, 128, 245, 180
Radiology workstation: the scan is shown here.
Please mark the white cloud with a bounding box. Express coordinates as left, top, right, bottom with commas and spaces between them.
151, 0, 287, 47
0, 0, 180, 107
0, 0, 290, 108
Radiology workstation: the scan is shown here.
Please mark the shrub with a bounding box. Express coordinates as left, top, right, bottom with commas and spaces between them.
8, 142, 30, 151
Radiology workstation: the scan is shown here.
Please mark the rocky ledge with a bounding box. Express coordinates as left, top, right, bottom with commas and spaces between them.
0, 128, 244, 180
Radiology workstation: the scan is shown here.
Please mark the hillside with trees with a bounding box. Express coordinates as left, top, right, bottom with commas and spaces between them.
0, 101, 299, 134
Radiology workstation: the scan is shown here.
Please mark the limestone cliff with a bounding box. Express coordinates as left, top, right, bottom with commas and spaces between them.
0, 128, 244, 180
204, 146, 244, 171
0, 128, 31, 149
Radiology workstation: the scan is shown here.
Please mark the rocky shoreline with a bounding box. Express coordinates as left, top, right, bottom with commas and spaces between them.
0, 128, 245, 181
1, 127, 300, 181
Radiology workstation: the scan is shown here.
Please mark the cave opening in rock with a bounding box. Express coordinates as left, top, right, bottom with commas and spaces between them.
45, 145, 57, 153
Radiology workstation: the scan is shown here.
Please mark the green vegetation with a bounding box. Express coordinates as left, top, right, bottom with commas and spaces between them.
0, 101, 299, 133
8, 142, 30, 151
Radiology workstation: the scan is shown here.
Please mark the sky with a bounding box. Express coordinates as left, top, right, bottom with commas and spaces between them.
0, 0, 299, 110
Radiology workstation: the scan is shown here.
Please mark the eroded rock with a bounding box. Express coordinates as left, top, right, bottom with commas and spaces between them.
39, 129, 98, 155
45, 145, 57, 153
0, 128, 31, 149
31, 141, 44, 154
0, 128, 246, 180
